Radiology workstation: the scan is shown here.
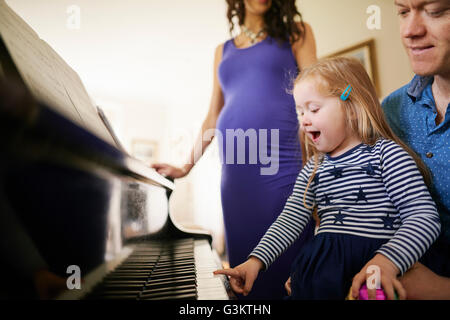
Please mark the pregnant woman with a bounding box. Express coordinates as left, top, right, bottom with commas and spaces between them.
153, 0, 317, 299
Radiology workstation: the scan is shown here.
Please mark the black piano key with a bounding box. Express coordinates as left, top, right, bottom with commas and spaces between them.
101, 280, 147, 286
148, 275, 196, 284
151, 268, 195, 274
139, 288, 197, 300
79, 238, 211, 300
146, 293, 197, 300
151, 268, 194, 276
103, 275, 150, 281
145, 278, 196, 290
158, 256, 194, 262
156, 262, 194, 268
109, 271, 152, 275
115, 266, 155, 270
86, 294, 138, 300
88, 289, 142, 295
155, 261, 194, 269
123, 257, 159, 260
94, 283, 146, 291
150, 270, 195, 279
140, 284, 195, 295
116, 261, 156, 264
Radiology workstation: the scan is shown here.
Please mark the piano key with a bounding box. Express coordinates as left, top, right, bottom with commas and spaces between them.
145, 278, 196, 290
88, 290, 142, 297
147, 293, 197, 300
100, 280, 147, 286
155, 261, 194, 267
103, 275, 149, 281
140, 288, 197, 300
147, 275, 196, 285
150, 271, 196, 280
56, 238, 232, 300
139, 284, 195, 295
56, 247, 134, 300
94, 284, 146, 290
194, 239, 229, 300
86, 294, 139, 300
153, 270, 195, 277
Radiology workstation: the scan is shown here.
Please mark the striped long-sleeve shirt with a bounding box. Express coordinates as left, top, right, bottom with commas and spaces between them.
250, 139, 441, 275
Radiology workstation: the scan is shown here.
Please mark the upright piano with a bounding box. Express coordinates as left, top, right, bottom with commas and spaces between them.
0, 0, 232, 300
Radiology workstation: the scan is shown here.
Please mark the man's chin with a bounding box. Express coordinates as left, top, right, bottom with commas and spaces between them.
410, 62, 439, 77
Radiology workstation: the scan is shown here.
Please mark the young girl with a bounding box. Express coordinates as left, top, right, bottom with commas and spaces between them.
214, 57, 441, 300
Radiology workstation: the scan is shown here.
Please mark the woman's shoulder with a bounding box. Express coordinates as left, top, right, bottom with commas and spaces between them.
291, 21, 317, 68
292, 21, 313, 44
213, 42, 227, 62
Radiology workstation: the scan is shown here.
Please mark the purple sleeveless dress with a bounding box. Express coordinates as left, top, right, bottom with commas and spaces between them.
217, 37, 314, 299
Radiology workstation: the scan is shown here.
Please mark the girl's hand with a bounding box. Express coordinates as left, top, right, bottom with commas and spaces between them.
285, 277, 292, 296
351, 253, 407, 300
213, 257, 264, 296
151, 163, 188, 179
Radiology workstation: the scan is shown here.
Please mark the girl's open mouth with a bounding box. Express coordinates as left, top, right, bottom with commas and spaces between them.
310, 131, 321, 142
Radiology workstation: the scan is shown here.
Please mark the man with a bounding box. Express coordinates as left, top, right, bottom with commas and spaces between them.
382, 0, 450, 299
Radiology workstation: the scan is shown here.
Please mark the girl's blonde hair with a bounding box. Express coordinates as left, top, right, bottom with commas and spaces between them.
295, 57, 431, 208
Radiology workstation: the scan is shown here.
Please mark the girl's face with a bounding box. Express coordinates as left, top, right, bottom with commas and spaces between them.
244, 0, 272, 16
294, 78, 362, 157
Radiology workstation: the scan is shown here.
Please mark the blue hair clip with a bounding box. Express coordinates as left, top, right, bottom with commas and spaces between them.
340, 85, 352, 101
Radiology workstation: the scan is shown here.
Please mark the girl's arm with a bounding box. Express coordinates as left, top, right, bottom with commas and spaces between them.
214, 159, 316, 295
352, 140, 441, 299
249, 158, 317, 270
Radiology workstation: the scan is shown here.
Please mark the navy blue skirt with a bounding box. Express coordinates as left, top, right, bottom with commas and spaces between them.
289, 232, 389, 300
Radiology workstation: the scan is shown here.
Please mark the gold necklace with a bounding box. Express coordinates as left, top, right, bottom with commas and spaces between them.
241, 25, 266, 44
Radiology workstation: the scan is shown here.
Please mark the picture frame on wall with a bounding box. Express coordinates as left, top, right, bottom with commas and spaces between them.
325, 39, 380, 97
131, 139, 158, 165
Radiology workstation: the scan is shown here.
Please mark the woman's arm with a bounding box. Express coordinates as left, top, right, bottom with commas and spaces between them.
292, 22, 317, 157
152, 44, 225, 178
292, 22, 318, 70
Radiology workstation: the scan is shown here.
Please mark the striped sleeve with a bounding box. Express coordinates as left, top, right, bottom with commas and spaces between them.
375, 140, 441, 275
249, 158, 315, 270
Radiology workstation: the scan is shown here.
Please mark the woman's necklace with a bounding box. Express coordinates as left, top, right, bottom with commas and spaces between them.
241, 25, 266, 44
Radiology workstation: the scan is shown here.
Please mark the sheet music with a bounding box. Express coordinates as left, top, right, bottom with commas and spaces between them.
41, 41, 117, 145
0, 0, 117, 147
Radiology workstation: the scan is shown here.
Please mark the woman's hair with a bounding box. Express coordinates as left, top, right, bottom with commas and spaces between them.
226, 0, 304, 44
294, 57, 431, 208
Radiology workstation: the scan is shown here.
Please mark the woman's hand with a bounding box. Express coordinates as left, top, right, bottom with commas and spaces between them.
351, 253, 407, 300
151, 163, 188, 179
213, 257, 264, 296
285, 277, 292, 296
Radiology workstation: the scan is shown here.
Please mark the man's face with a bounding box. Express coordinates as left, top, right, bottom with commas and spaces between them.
395, 0, 450, 77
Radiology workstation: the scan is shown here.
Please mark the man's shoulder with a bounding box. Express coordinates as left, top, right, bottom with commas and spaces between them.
381, 82, 410, 112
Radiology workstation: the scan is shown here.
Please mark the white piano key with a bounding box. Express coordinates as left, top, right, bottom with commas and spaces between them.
194, 239, 229, 299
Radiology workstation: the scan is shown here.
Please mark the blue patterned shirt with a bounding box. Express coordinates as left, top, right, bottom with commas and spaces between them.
250, 139, 440, 274
382, 75, 450, 244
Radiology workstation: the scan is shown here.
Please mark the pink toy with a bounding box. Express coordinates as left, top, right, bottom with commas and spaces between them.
358, 284, 387, 300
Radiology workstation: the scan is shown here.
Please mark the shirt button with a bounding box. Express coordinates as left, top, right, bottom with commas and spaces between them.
426, 152, 433, 158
